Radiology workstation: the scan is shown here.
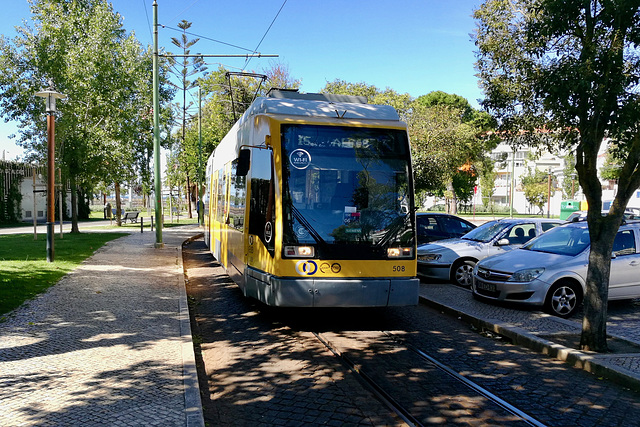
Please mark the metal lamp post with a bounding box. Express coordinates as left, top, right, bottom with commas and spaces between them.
35, 89, 66, 262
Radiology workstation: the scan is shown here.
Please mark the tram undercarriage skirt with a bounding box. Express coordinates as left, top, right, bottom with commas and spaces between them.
245, 267, 419, 307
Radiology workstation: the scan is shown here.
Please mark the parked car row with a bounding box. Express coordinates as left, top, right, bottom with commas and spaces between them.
417, 213, 640, 318
417, 218, 563, 287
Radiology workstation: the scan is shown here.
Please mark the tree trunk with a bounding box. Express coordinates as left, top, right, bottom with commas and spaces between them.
580, 214, 617, 352
186, 172, 192, 218
446, 181, 457, 215
70, 177, 80, 233
580, 131, 640, 352
115, 181, 122, 226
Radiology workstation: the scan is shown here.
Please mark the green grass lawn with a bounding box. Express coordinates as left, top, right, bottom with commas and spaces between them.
0, 232, 127, 317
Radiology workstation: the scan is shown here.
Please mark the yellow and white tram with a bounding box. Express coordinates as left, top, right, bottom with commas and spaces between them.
203, 89, 419, 307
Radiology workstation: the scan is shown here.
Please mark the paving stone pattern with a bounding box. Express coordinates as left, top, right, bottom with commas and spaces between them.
419, 281, 640, 390
183, 241, 400, 426
0, 228, 203, 427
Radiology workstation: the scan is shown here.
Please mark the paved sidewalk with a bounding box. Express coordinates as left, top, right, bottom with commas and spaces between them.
0, 227, 204, 426
420, 282, 640, 392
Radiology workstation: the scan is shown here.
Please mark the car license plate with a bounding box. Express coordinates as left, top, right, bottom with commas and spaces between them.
476, 280, 496, 292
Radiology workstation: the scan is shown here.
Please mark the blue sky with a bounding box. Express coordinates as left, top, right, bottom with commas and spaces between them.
0, 0, 484, 160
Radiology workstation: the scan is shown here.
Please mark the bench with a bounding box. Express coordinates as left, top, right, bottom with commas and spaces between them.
122, 211, 140, 223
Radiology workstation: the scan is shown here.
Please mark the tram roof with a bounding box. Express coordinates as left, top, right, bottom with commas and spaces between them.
242, 96, 401, 122
210, 96, 403, 171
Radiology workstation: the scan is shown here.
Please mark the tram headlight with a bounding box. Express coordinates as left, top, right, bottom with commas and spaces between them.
387, 247, 413, 258
284, 245, 315, 258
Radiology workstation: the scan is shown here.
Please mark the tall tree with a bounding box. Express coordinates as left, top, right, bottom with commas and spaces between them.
521, 167, 553, 215
475, 0, 640, 351
321, 79, 413, 119
0, 0, 174, 230
478, 156, 498, 211
170, 20, 207, 218
412, 92, 496, 213
409, 103, 477, 213
561, 152, 579, 199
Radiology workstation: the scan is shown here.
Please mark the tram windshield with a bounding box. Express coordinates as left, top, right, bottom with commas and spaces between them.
281, 124, 414, 259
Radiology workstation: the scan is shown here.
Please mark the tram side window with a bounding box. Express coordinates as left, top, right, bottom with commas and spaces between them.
216, 169, 225, 223
229, 159, 246, 230
249, 148, 275, 254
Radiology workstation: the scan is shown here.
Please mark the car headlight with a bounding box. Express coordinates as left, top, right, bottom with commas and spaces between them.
417, 253, 442, 262
508, 268, 545, 282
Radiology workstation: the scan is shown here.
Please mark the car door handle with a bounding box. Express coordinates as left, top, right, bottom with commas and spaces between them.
630, 261, 640, 267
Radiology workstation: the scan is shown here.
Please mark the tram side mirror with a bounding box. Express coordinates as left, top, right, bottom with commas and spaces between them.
237, 148, 250, 176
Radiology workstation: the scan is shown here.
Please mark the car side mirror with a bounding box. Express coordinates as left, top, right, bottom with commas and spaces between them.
496, 238, 510, 246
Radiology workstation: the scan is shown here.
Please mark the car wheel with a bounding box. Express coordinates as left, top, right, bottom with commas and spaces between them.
545, 281, 582, 318
452, 260, 476, 287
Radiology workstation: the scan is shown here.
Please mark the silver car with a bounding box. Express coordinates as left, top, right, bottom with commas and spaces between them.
417, 218, 563, 287
472, 221, 640, 318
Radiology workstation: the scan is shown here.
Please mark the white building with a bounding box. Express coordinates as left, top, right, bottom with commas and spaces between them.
1, 161, 71, 222
423, 138, 640, 216
483, 142, 566, 216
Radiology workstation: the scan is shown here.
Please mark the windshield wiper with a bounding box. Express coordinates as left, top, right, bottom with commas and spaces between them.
290, 204, 327, 246
375, 213, 410, 247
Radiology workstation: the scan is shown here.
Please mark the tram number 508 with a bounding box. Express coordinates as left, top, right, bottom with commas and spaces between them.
392, 265, 405, 272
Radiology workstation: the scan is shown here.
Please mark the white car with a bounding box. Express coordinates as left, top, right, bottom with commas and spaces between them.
472, 221, 640, 317
417, 218, 563, 287
566, 210, 636, 222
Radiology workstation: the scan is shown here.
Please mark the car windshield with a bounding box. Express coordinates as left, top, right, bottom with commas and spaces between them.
461, 220, 510, 243
522, 226, 590, 256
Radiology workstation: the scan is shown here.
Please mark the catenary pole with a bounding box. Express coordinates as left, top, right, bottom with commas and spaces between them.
198, 86, 203, 225
153, 1, 163, 248
151, 2, 276, 238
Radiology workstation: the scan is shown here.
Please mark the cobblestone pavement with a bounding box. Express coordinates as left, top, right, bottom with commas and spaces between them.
0, 227, 203, 427
4, 221, 640, 426
419, 281, 640, 391
183, 240, 401, 426
184, 239, 640, 426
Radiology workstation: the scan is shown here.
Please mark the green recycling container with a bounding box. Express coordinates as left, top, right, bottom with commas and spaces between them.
560, 200, 580, 220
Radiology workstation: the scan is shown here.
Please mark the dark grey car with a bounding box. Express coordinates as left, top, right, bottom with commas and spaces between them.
416, 213, 476, 245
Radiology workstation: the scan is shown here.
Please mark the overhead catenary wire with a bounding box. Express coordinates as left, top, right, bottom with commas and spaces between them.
161, 53, 277, 58
141, 0, 153, 41
159, 24, 255, 53
243, 0, 288, 69
165, 0, 203, 24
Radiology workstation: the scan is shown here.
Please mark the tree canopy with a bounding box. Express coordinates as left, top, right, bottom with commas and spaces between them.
0, 0, 174, 229
474, 0, 640, 351
521, 167, 551, 215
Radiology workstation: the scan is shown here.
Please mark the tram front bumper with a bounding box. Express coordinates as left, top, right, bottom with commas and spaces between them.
246, 268, 419, 307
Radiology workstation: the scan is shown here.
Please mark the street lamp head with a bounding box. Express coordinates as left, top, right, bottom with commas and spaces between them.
35, 90, 67, 113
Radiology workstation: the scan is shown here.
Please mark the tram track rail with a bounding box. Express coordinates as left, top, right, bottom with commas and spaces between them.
313, 330, 548, 427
